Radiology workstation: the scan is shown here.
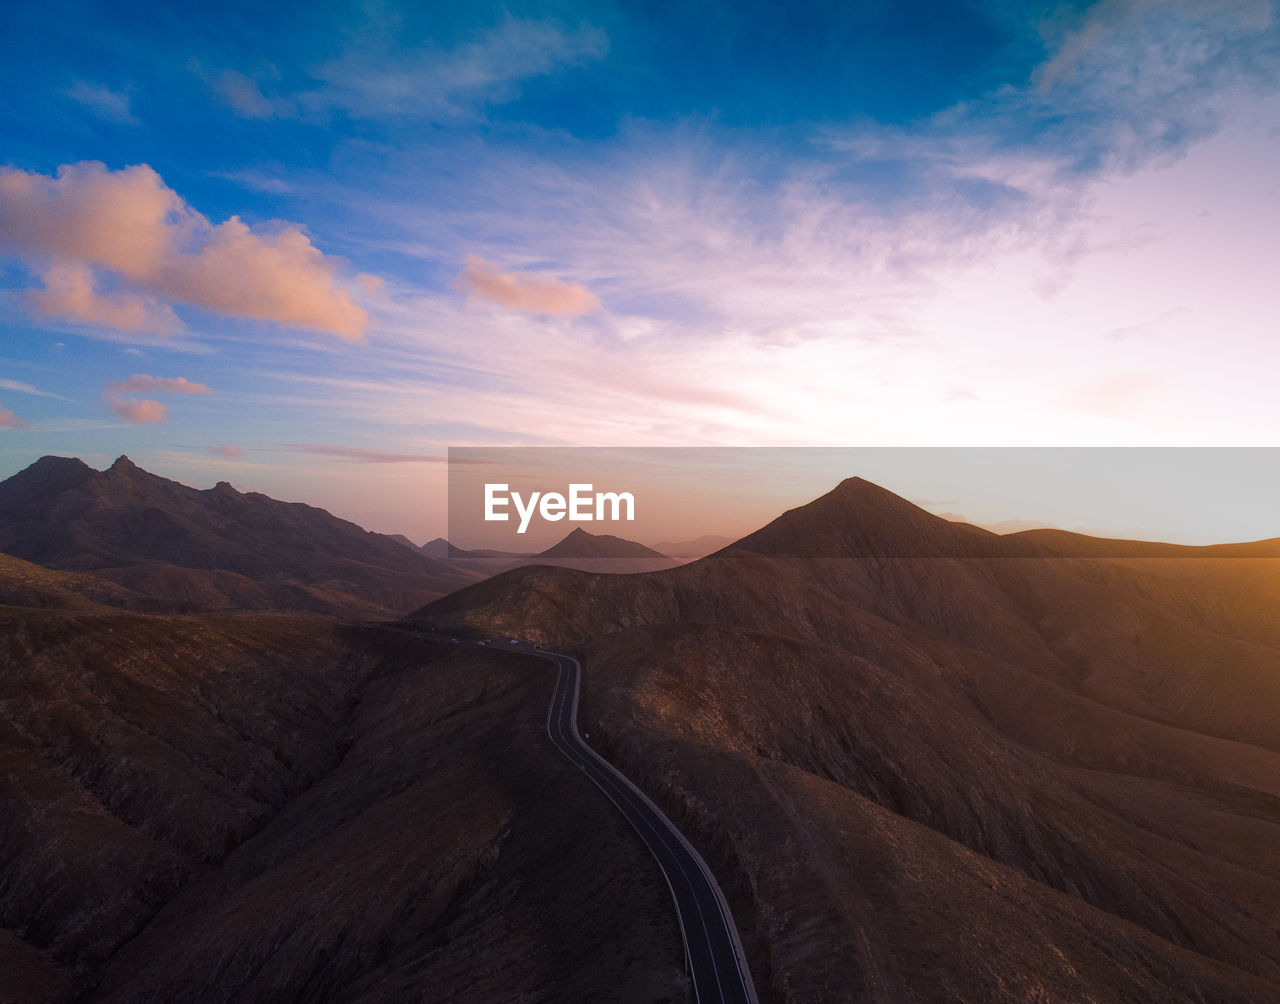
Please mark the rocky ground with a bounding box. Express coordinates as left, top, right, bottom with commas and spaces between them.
0, 601, 686, 1001
412, 478, 1280, 1001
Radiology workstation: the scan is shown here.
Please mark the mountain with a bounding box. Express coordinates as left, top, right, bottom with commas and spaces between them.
409, 476, 1280, 1001
510, 527, 678, 574
386, 532, 421, 551
419, 536, 465, 558
651, 534, 735, 561
0, 455, 482, 616
8, 465, 1280, 1001
729, 476, 1008, 558
0, 592, 685, 1001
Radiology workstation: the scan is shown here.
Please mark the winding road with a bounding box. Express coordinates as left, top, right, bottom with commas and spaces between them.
538, 647, 758, 1004
408, 632, 758, 1004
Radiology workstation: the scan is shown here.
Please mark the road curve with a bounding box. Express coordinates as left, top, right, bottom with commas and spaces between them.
537, 647, 758, 1004
383, 629, 758, 1001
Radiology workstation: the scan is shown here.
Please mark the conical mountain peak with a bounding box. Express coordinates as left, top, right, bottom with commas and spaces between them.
731, 476, 997, 559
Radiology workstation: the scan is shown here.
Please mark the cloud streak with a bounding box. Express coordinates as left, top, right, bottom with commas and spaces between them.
0, 378, 66, 400
280, 443, 448, 463
0, 162, 376, 339
65, 80, 138, 124
456, 254, 601, 315
105, 374, 213, 395
216, 18, 607, 122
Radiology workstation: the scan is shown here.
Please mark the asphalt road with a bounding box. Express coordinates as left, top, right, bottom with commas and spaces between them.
410, 632, 759, 1003
538, 646, 758, 1004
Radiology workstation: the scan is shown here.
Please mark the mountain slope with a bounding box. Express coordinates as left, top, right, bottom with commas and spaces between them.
0, 456, 480, 615
0, 600, 686, 1001
409, 476, 1280, 1001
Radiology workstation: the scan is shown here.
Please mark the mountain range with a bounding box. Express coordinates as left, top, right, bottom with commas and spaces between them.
0, 456, 487, 617
3, 463, 1279, 1001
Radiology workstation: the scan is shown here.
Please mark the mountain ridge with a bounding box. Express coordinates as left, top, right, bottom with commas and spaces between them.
0, 455, 481, 615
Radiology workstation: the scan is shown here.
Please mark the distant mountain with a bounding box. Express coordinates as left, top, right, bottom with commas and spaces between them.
386, 533, 421, 551
420, 536, 465, 558
410, 475, 1280, 1001
651, 534, 735, 561
0, 455, 482, 616
513, 528, 678, 574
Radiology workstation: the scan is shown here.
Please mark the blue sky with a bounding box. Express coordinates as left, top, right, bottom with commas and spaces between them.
1, 0, 1279, 539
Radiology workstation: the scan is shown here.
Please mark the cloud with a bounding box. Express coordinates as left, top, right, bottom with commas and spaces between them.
456, 254, 600, 315
105, 374, 213, 395
215, 18, 607, 122
0, 402, 29, 429
0, 161, 375, 339
1023, 0, 1280, 173
1038, 0, 1273, 90
65, 80, 138, 124
28, 261, 182, 335
209, 444, 243, 457
215, 69, 283, 119
280, 443, 447, 463
0, 377, 66, 400
106, 396, 166, 424
100, 373, 208, 425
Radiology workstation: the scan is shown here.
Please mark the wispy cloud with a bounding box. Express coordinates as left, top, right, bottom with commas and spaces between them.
65, 80, 138, 125
105, 374, 213, 395
279, 443, 448, 463
0, 162, 377, 340
455, 254, 600, 315
215, 17, 607, 122
0, 377, 67, 400
209, 444, 243, 457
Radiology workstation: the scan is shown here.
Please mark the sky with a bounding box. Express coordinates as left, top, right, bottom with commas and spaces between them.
1, 0, 1278, 541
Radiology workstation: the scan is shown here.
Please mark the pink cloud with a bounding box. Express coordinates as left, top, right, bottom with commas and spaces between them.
105, 374, 213, 395
27, 262, 181, 335
456, 254, 600, 316
0, 162, 375, 340
106, 396, 166, 424
0, 402, 29, 429
209, 444, 243, 457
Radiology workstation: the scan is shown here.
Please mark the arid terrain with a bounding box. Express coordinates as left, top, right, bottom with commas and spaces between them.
0, 599, 686, 1001
3, 462, 1279, 1001
414, 478, 1280, 1001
